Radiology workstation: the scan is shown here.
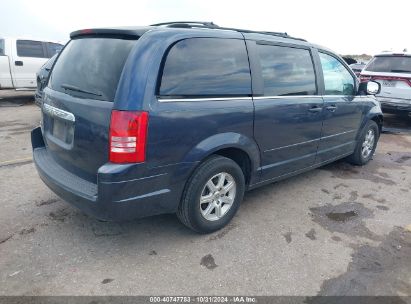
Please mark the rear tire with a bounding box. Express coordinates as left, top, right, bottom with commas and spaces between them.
177, 155, 245, 234
347, 120, 379, 166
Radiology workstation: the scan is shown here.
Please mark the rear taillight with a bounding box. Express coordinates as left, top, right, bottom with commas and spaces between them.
359, 75, 372, 82
109, 110, 149, 163
371, 76, 411, 87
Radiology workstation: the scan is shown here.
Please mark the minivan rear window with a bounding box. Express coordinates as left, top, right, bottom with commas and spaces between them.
365, 56, 411, 73
159, 38, 251, 97
49, 37, 136, 101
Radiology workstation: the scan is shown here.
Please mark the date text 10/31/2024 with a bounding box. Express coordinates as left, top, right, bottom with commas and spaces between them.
149, 296, 257, 303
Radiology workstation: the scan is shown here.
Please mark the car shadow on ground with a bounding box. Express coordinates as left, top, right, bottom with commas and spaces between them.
36, 167, 320, 252
382, 113, 411, 134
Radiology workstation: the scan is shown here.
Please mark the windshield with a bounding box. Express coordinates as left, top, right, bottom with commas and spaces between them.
365, 56, 411, 73
49, 37, 136, 101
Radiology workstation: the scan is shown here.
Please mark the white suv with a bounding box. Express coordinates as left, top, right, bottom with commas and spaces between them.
360, 52, 411, 115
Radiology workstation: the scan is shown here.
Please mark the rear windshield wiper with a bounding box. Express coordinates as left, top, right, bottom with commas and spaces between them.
61, 84, 102, 97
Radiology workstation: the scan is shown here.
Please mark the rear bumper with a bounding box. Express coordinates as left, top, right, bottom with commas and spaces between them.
377, 96, 411, 113
31, 127, 186, 221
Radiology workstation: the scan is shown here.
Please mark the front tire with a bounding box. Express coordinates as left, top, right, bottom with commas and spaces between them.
347, 120, 379, 165
177, 155, 245, 233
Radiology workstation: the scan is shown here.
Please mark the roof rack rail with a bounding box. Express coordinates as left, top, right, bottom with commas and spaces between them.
150, 21, 219, 29
150, 21, 306, 42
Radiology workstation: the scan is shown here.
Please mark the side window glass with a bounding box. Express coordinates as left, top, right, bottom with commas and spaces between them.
256, 44, 317, 96
319, 52, 355, 95
47, 42, 63, 58
0, 39, 4, 56
159, 38, 251, 97
16, 40, 46, 58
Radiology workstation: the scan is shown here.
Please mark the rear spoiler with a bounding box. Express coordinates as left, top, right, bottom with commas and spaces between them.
70, 28, 149, 39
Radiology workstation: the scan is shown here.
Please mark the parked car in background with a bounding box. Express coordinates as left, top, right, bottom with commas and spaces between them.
350, 63, 366, 77
35, 54, 58, 107
361, 52, 411, 115
32, 22, 383, 233
342, 57, 357, 65
0, 38, 63, 89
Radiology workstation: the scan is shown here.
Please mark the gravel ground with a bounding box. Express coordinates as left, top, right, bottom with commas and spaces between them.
0, 96, 410, 296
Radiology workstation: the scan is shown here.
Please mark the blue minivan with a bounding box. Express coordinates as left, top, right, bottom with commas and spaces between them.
32, 22, 383, 233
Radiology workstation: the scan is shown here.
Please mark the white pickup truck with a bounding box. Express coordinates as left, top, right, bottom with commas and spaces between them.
0, 37, 63, 89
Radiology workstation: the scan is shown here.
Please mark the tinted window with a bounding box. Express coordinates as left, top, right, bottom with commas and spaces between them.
319, 52, 355, 95
16, 40, 46, 58
256, 44, 316, 96
0, 39, 4, 55
159, 38, 251, 97
50, 38, 136, 102
365, 56, 411, 73
47, 42, 63, 58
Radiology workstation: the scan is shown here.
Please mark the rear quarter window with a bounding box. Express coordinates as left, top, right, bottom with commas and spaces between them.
159, 38, 251, 97
49, 37, 136, 102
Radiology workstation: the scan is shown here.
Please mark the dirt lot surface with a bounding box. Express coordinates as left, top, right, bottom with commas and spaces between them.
0, 95, 410, 296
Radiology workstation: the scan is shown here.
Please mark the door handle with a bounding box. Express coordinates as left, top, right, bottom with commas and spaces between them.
325, 105, 337, 112
308, 106, 323, 113
15, 61, 23, 66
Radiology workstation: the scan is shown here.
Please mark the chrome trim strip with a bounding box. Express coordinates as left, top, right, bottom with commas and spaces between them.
253, 151, 353, 187
114, 189, 170, 203
316, 141, 355, 155
320, 130, 356, 139
253, 95, 322, 100
259, 151, 317, 171
322, 95, 355, 98
263, 130, 355, 153
158, 95, 357, 102
43, 103, 75, 122
264, 138, 320, 153
100, 173, 168, 185
158, 97, 252, 102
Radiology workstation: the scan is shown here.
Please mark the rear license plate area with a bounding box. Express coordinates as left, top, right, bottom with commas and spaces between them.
382, 81, 396, 87
51, 118, 74, 145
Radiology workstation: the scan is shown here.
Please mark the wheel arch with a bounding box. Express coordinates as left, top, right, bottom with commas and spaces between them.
213, 147, 252, 186
370, 114, 383, 134
357, 111, 383, 140
181, 132, 261, 187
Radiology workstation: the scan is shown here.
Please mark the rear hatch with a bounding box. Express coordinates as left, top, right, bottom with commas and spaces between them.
42, 34, 138, 183
361, 55, 411, 101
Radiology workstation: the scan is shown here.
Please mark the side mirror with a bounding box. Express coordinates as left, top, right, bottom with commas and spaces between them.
358, 81, 381, 95
366, 81, 380, 95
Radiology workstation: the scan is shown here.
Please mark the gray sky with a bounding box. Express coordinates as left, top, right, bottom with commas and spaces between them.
1, 0, 410, 55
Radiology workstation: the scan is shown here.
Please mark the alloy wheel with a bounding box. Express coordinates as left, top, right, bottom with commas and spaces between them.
361, 129, 375, 159
199, 172, 237, 221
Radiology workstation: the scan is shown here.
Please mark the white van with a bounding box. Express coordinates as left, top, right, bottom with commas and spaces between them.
0, 38, 63, 89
